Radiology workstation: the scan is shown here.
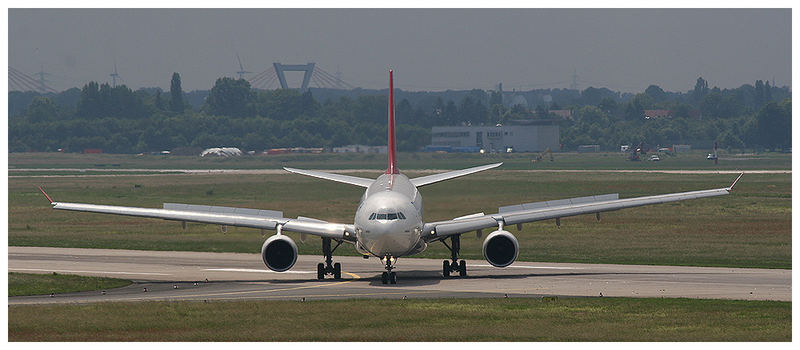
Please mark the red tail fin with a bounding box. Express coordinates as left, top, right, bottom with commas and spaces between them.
386, 70, 398, 174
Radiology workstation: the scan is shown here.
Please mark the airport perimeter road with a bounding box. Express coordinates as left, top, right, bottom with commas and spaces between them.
8, 247, 790, 304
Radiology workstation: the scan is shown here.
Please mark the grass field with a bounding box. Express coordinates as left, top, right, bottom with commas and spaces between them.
8, 297, 791, 341
8, 150, 792, 170
8, 272, 132, 297
9, 169, 790, 269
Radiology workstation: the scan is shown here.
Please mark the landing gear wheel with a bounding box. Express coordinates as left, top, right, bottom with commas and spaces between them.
318, 238, 343, 281
317, 263, 325, 280
389, 272, 397, 284
333, 262, 342, 280
381, 271, 389, 285
442, 234, 465, 279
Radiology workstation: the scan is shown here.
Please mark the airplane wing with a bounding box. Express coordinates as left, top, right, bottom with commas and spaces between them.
38, 188, 354, 240
410, 162, 503, 187
283, 167, 373, 187
422, 173, 743, 240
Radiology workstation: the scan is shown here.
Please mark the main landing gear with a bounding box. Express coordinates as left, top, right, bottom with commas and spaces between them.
442, 234, 467, 278
381, 255, 397, 285
317, 238, 342, 280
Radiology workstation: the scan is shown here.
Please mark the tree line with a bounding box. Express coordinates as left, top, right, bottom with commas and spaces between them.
8, 74, 791, 153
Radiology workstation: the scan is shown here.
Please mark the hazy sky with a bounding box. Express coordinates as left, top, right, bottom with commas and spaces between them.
8, 8, 792, 93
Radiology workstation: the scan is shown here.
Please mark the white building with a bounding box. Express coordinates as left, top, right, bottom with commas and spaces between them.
430, 121, 559, 153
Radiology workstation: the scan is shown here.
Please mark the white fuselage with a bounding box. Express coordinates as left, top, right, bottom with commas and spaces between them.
353, 173, 424, 258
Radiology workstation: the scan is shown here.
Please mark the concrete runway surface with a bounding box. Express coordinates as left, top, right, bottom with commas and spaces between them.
8, 247, 790, 304
9, 168, 790, 178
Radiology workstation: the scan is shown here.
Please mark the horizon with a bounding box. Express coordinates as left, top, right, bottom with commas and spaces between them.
9, 8, 791, 94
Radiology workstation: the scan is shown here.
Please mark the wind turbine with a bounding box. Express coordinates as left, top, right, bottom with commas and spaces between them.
235, 53, 251, 80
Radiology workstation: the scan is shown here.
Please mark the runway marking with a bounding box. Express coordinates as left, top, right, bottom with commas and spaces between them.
472, 264, 580, 270
170, 271, 362, 299
9, 268, 172, 276
216, 290, 441, 300
203, 268, 314, 274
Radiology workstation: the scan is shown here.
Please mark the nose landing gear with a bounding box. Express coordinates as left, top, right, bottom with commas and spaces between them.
441, 234, 467, 278
317, 238, 342, 280
381, 255, 397, 284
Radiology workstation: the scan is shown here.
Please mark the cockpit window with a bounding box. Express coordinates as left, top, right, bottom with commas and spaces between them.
369, 212, 406, 220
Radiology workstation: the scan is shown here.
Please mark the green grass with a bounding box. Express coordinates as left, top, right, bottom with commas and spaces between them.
8, 150, 792, 170
8, 297, 791, 341
8, 272, 132, 297
9, 170, 790, 269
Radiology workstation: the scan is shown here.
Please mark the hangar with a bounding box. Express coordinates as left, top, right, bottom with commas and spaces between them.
430, 120, 559, 153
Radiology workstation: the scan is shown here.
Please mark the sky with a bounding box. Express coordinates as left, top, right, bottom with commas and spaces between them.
7, 8, 792, 93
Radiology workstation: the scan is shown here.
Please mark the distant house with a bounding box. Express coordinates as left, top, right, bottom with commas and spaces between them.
643, 110, 672, 119
332, 145, 387, 154
549, 109, 573, 120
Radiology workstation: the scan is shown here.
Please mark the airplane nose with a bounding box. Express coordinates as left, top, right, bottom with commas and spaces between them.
362, 223, 417, 256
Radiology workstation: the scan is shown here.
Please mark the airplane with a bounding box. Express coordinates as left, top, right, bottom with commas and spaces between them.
38, 70, 744, 285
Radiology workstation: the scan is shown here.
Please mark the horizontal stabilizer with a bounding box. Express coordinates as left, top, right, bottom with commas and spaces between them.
164, 203, 282, 218
410, 162, 503, 187
284, 167, 373, 188
499, 194, 619, 214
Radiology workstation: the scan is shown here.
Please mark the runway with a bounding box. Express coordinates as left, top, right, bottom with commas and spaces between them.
8, 247, 791, 304
9, 168, 790, 178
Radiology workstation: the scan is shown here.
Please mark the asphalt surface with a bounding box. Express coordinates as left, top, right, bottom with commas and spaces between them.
8, 247, 790, 304
9, 168, 790, 178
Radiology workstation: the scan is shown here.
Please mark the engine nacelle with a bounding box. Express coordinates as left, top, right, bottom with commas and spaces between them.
261, 234, 298, 272
482, 229, 519, 267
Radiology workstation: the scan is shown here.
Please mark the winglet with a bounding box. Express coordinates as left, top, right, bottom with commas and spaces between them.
38, 186, 54, 204
727, 173, 744, 191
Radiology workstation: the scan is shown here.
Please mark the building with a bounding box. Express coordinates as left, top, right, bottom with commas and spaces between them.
332, 145, 388, 154
430, 120, 559, 153
548, 109, 573, 120
672, 144, 692, 153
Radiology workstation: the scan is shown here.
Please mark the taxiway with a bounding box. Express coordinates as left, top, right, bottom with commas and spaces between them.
8, 246, 790, 304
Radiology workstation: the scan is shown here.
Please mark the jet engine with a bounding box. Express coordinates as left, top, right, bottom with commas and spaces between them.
482, 229, 519, 267
261, 234, 298, 272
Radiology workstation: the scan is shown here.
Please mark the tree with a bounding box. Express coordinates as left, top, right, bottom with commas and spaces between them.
170, 72, 184, 113
77, 81, 101, 118
205, 77, 254, 117
155, 90, 164, 110
489, 90, 502, 106
691, 77, 709, 102
764, 80, 772, 104
754, 80, 765, 108
755, 99, 791, 150
598, 97, 618, 115
26, 97, 60, 123
645, 85, 666, 102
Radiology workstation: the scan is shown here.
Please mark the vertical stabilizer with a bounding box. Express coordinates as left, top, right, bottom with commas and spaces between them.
387, 70, 398, 174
